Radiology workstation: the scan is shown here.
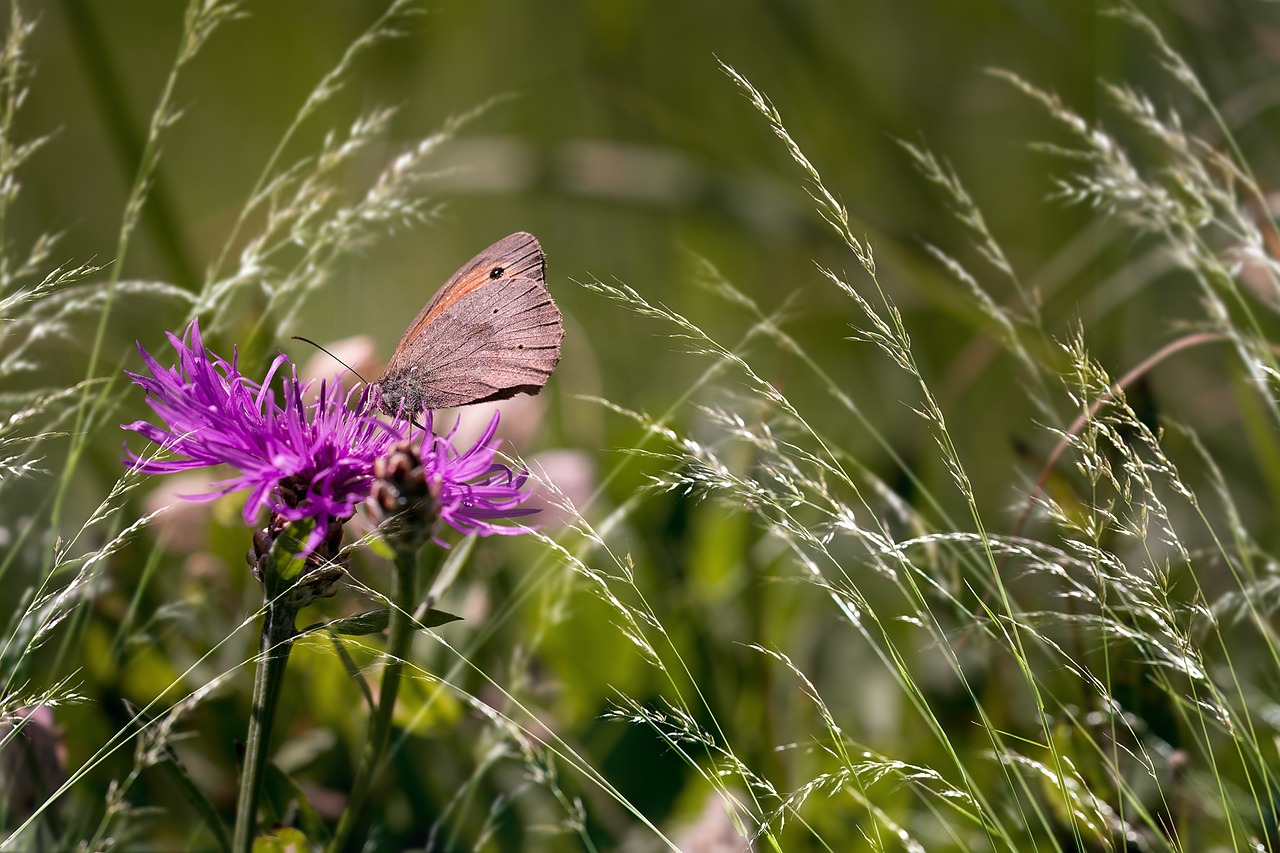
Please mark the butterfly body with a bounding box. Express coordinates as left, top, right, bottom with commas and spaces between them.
378, 232, 563, 414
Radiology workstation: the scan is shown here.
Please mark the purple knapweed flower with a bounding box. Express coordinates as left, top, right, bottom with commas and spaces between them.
419, 411, 538, 540
123, 320, 537, 555
123, 320, 403, 554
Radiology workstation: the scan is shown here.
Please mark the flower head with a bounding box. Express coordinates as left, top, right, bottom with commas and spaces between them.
123, 320, 403, 554
124, 320, 538, 556
369, 411, 537, 547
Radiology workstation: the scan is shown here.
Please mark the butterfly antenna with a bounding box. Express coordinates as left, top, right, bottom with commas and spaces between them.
291, 335, 372, 385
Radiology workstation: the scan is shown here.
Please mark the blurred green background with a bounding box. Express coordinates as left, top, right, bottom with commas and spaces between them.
12, 0, 1280, 849
28, 0, 1280, 510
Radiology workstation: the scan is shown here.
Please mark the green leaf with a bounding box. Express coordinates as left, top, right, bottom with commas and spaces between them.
365, 532, 396, 560
263, 519, 317, 584
415, 607, 463, 629
424, 534, 476, 605
260, 759, 329, 847
311, 606, 462, 637
327, 627, 377, 711
251, 825, 314, 853
323, 609, 391, 636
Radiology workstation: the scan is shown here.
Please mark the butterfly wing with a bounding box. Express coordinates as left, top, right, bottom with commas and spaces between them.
379, 232, 564, 414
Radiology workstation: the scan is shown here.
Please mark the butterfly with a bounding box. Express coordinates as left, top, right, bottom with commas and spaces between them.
378, 232, 564, 416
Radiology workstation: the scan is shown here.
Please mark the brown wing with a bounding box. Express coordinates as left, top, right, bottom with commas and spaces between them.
389, 232, 545, 360
378, 233, 564, 414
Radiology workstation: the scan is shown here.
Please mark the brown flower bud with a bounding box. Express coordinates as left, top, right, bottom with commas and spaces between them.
367, 440, 440, 551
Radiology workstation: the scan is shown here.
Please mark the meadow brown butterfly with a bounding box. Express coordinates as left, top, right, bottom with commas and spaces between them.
377, 232, 564, 415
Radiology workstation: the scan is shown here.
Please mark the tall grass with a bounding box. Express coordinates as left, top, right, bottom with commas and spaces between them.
572, 13, 1280, 853
3, 1, 1279, 851
0, 0, 512, 848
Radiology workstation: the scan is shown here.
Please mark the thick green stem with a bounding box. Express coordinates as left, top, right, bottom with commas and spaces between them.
327, 547, 422, 852
233, 594, 299, 853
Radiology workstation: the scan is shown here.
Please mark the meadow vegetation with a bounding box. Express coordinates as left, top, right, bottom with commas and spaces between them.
3, 2, 1279, 850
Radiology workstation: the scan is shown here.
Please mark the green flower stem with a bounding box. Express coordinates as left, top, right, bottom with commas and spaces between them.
328, 545, 426, 852
233, 589, 300, 853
